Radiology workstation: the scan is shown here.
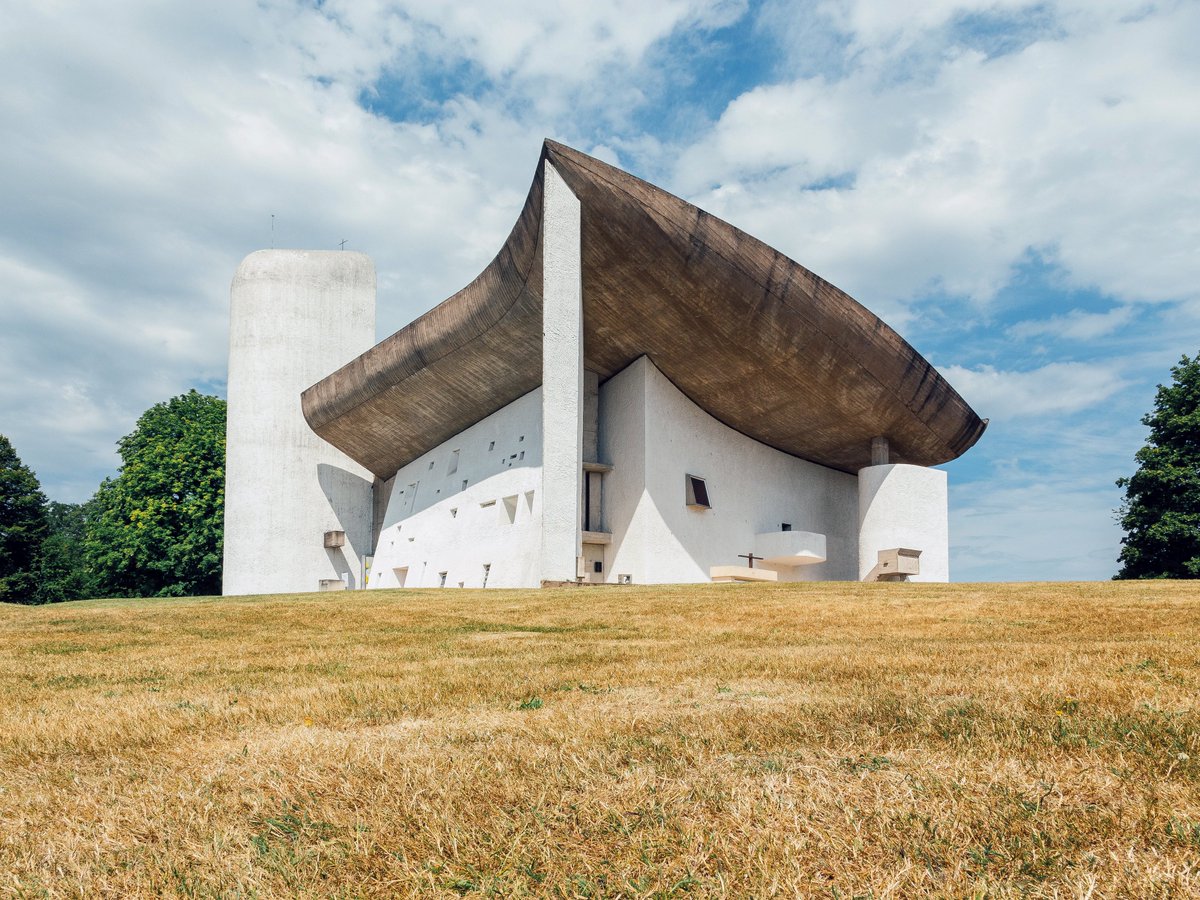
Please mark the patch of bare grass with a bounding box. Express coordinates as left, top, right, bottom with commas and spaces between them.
0, 581, 1197, 897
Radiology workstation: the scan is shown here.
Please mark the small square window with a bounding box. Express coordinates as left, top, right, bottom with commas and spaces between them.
593, 560, 603, 573
781, 522, 792, 532
685, 474, 710, 509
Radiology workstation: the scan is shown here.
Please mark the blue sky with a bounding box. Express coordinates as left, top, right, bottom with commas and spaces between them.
1, 0, 1197, 581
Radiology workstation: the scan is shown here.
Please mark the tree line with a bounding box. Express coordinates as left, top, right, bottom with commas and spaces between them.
0, 390, 225, 603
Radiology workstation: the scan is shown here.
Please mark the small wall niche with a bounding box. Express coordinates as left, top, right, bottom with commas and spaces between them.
447, 449, 460, 476
502, 494, 519, 524
393, 566, 408, 588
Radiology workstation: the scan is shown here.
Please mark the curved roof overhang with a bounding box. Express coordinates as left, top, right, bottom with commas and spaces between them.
301, 140, 986, 480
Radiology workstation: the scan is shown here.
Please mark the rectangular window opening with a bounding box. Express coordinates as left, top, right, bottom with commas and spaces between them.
781, 522, 792, 532
447, 449, 460, 476
685, 474, 711, 510
488, 441, 495, 451
438, 571, 447, 588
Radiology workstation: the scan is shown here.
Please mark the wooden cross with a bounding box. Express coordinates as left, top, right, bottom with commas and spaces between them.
738, 552, 762, 569
339, 238, 348, 251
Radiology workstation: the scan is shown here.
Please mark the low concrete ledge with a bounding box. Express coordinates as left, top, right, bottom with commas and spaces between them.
710, 565, 778, 583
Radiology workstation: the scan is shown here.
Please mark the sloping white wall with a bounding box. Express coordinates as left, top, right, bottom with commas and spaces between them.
224, 250, 375, 596
600, 357, 861, 583
369, 388, 543, 589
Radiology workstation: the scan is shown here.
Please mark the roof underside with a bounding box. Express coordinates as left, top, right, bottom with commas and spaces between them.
301, 140, 986, 479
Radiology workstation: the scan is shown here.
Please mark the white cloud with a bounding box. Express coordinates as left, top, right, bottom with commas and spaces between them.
949, 479, 1123, 581
1008, 306, 1136, 341
939, 362, 1126, 419
673, 0, 1200, 316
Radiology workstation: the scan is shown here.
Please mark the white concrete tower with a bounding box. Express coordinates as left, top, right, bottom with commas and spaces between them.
857, 451, 950, 582
224, 250, 376, 595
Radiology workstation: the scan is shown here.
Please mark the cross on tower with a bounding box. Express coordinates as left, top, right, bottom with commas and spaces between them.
738, 552, 763, 569
338, 239, 348, 251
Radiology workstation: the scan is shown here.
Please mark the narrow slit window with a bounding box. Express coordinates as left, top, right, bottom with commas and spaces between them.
685, 474, 710, 510
488, 441, 495, 451
447, 450, 459, 476
438, 571, 447, 588
482, 563, 491, 588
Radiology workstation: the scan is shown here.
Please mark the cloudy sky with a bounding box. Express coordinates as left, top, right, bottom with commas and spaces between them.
2, 0, 1197, 581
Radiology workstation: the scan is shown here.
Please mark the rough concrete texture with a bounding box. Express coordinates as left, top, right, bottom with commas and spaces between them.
224, 250, 375, 595
539, 161, 583, 585
857, 464, 949, 581
302, 141, 986, 481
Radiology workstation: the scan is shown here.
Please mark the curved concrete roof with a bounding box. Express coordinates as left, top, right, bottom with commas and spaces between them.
302, 140, 986, 479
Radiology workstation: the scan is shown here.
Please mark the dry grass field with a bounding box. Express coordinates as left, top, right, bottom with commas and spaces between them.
0, 581, 1197, 898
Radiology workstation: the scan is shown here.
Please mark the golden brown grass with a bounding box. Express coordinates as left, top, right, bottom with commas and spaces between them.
0, 581, 1198, 898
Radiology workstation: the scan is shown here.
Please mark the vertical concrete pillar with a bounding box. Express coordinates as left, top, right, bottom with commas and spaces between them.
540, 161, 584, 584
224, 250, 376, 595
857, 464, 949, 581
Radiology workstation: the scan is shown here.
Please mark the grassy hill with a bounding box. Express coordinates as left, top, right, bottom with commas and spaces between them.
1, 581, 1197, 898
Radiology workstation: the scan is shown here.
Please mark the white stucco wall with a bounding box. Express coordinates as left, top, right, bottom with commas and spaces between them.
540, 161, 584, 584
369, 388, 544, 589
224, 250, 376, 596
857, 464, 949, 581
599, 357, 861, 584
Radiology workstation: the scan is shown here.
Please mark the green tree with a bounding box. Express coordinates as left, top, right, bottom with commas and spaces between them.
84, 390, 226, 597
36, 501, 99, 603
0, 434, 49, 603
1115, 353, 1200, 579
